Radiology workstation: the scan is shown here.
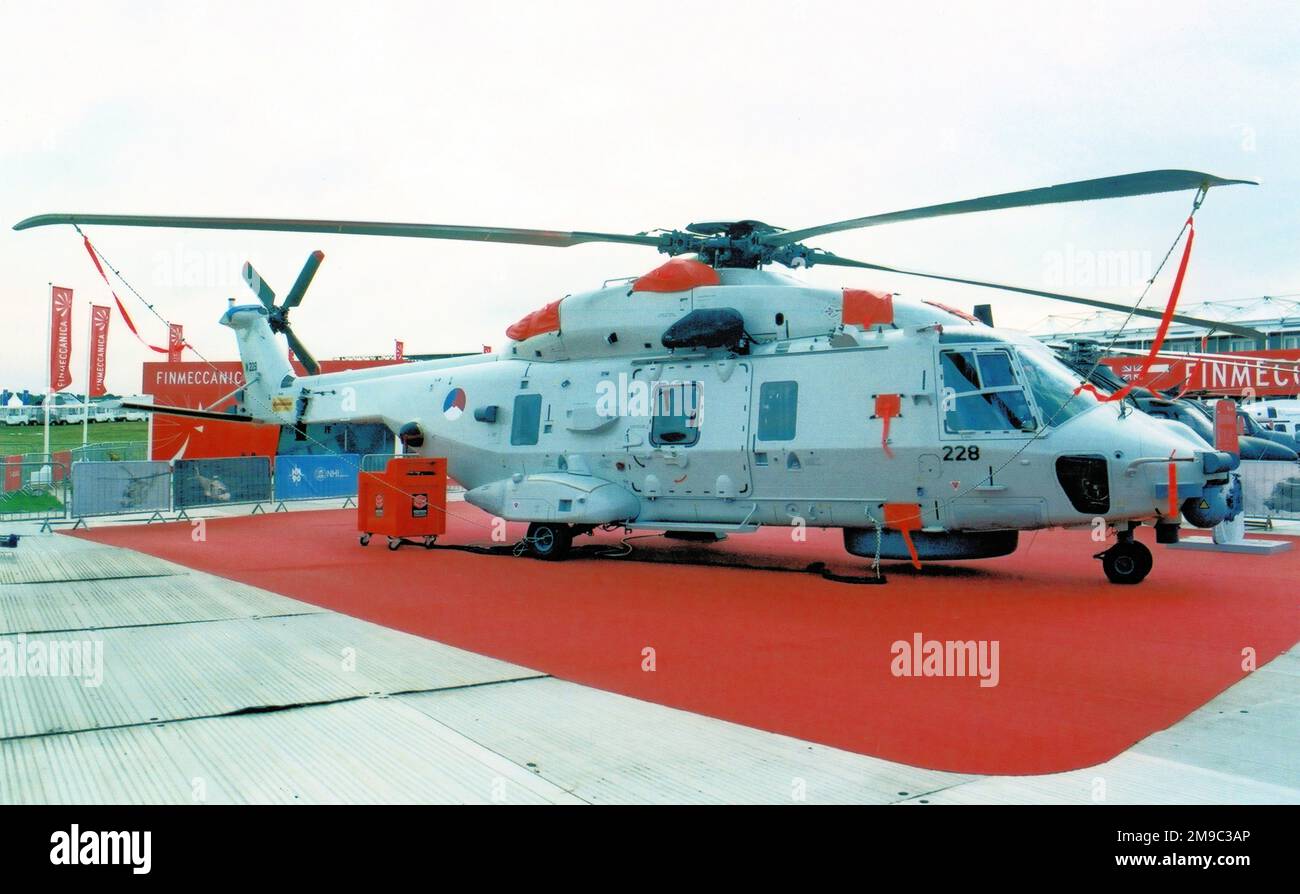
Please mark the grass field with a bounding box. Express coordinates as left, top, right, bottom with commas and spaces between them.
0, 489, 64, 514
0, 421, 147, 457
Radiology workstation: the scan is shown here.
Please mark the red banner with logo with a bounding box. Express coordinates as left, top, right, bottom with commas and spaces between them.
143, 358, 403, 461
89, 304, 111, 397
1102, 351, 1300, 397
395, 340, 404, 361
49, 286, 74, 392
168, 324, 184, 363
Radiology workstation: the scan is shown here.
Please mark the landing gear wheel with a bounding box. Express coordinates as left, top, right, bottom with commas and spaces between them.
525, 522, 573, 561
359, 533, 371, 546
387, 537, 401, 551
1100, 540, 1152, 585
423, 536, 437, 549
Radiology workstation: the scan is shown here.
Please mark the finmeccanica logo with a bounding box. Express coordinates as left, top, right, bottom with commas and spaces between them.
152, 369, 244, 387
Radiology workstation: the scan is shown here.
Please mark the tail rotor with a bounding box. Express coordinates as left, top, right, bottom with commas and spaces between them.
241, 250, 324, 375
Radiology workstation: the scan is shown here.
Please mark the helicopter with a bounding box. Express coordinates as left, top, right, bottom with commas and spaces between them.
15, 169, 1263, 584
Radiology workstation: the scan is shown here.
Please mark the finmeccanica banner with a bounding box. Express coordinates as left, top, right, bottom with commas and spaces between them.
89, 304, 110, 398
167, 323, 184, 363
1103, 351, 1300, 397
49, 286, 74, 392
143, 358, 404, 461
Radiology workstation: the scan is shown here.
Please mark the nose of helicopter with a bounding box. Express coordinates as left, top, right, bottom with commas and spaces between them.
1105, 409, 1239, 528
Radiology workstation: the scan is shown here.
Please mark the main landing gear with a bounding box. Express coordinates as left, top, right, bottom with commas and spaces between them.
1094, 528, 1153, 585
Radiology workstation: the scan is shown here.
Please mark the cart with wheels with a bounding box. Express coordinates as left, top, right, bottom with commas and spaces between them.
357, 457, 447, 550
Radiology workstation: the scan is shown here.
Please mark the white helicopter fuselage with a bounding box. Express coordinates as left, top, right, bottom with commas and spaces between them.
223, 264, 1237, 562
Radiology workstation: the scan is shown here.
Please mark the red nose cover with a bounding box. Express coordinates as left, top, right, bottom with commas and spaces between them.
842, 289, 894, 328
506, 299, 562, 342
631, 258, 721, 293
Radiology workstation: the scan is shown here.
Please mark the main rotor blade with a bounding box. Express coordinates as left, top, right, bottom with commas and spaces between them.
813, 252, 1266, 339
283, 250, 324, 309
763, 170, 1256, 247
241, 261, 276, 309
13, 213, 663, 249
284, 326, 320, 376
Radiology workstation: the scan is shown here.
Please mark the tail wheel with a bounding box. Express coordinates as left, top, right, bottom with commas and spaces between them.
1100, 541, 1153, 585
525, 522, 573, 561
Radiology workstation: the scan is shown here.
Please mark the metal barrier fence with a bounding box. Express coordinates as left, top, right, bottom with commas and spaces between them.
70, 461, 171, 520
1239, 460, 1300, 522
3, 450, 433, 524
0, 459, 71, 521
69, 441, 148, 463
173, 457, 273, 514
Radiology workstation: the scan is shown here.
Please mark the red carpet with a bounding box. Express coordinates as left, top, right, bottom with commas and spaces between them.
73, 508, 1300, 774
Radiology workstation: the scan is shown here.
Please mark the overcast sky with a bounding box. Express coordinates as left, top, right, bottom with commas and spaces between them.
1, 0, 1296, 394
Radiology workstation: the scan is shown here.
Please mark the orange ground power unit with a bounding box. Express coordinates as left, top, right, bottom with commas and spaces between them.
357, 457, 447, 550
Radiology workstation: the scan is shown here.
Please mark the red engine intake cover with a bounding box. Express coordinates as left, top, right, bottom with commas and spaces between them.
631, 258, 721, 293
506, 299, 562, 342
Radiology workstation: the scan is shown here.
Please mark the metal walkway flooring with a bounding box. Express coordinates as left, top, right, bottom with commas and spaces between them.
0, 532, 1295, 804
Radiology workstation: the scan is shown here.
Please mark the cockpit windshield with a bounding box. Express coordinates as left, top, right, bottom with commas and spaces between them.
1014, 340, 1102, 428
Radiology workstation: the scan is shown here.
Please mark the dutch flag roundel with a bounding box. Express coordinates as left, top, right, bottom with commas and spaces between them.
443, 387, 467, 421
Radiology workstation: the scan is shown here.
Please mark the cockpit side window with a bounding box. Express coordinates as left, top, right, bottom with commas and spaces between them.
940, 348, 1036, 434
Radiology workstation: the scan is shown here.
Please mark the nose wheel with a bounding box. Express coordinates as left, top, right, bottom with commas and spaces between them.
524, 522, 574, 561
1096, 539, 1153, 585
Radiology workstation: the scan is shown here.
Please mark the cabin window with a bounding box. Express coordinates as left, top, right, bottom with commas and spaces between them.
510, 393, 543, 445
650, 382, 702, 447
757, 381, 798, 441
940, 349, 1036, 434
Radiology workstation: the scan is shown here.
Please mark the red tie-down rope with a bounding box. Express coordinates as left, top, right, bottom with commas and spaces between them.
80, 233, 178, 356
1076, 215, 1196, 402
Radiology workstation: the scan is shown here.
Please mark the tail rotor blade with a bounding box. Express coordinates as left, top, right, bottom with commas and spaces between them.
283, 250, 324, 309
285, 326, 320, 376
241, 262, 276, 309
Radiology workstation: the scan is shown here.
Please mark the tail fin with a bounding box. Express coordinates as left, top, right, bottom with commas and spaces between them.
221, 304, 297, 422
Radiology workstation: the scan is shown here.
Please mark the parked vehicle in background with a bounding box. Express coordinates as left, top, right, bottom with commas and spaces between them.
1236, 407, 1300, 452
1136, 396, 1300, 461
51, 402, 85, 425
1244, 398, 1300, 419
2, 405, 33, 426
115, 396, 150, 422
1262, 417, 1300, 439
